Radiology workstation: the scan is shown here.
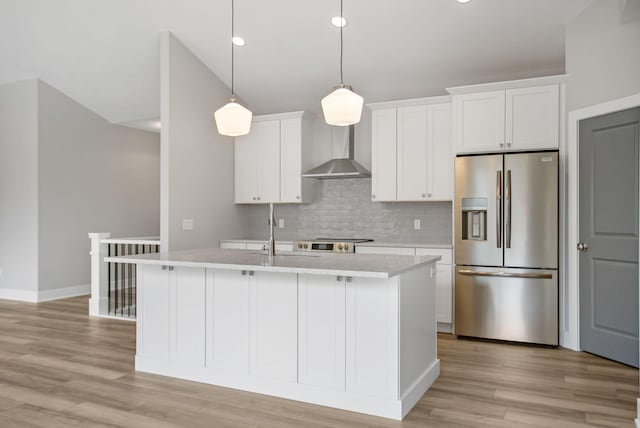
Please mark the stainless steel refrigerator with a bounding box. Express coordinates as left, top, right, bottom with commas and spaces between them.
454, 151, 558, 346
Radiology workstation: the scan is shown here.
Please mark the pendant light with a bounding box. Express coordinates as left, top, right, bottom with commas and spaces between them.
214, 0, 252, 137
321, 0, 363, 126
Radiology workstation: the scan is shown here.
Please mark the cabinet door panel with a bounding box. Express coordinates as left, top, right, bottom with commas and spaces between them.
250, 272, 298, 381
435, 264, 453, 324
298, 274, 346, 390
428, 103, 453, 200
371, 108, 397, 201
258, 121, 281, 202
454, 91, 505, 154
280, 119, 302, 203
397, 106, 428, 201
235, 132, 260, 203
346, 277, 398, 399
206, 269, 250, 372
169, 267, 205, 366
137, 265, 170, 360
506, 85, 559, 150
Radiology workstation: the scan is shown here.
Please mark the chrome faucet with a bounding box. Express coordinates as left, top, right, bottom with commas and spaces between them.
268, 203, 276, 256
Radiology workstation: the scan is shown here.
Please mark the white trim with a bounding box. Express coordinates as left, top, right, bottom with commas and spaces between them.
446, 74, 568, 95
0, 288, 38, 302
0, 283, 90, 303
565, 92, 640, 350
101, 237, 161, 246
92, 313, 136, 322
366, 95, 451, 110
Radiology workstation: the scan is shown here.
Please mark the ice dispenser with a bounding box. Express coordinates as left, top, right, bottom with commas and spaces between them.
461, 197, 488, 241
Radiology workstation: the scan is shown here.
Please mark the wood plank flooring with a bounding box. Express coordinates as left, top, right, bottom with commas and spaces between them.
0, 296, 637, 427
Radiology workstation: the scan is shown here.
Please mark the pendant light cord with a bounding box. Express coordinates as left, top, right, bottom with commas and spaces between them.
231, 0, 235, 98
339, 0, 344, 85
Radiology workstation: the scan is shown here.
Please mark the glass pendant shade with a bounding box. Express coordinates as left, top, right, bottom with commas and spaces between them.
214, 100, 252, 136
321, 86, 364, 126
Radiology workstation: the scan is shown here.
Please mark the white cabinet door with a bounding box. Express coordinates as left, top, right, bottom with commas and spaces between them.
169, 267, 206, 366
428, 103, 453, 200
453, 90, 505, 154
298, 274, 346, 391
137, 264, 170, 360
234, 131, 260, 203
434, 264, 453, 324
371, 108, 397, 201
257, 121, 281, 203
346, 276, 398, 399
506, 84, 559, 151
280, 119, 303, 203
355, 246, 415, 256
250, 272, 298, 382
397, 105, 428, 201
206, 269, 250, 373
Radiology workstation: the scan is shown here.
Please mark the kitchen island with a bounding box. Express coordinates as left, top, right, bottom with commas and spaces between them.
106, 248, 440, 420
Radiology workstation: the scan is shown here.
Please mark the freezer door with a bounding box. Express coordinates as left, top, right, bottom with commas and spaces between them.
455, 154, 504, 266
504, 152, 558, 269
454, 266, 558, 345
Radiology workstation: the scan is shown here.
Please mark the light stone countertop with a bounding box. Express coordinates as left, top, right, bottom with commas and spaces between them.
219, 239, 452, 249
105, 247, 440, 279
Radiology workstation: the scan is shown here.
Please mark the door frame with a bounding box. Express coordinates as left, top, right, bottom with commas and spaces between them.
564, 92, 640, 351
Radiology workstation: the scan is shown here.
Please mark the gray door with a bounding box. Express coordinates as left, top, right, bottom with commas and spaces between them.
579, 107, 640, 367
504, 152, 558, 269
455, 154, 503, 267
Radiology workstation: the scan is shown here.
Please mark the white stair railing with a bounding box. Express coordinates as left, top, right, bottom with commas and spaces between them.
88, 233, 160, 319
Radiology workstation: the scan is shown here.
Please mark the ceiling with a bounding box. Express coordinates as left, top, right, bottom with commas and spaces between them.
0, 0, 593, 128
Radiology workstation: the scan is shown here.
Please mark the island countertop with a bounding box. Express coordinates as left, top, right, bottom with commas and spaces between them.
105, 247, 440, 279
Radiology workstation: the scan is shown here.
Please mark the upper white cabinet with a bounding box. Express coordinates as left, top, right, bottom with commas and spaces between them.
448, 75, 565, 154
369, 97, 453, 202
235, 112, 314, 204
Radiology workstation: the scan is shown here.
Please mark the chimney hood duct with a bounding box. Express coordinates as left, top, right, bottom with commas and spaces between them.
302, 126, 371, 179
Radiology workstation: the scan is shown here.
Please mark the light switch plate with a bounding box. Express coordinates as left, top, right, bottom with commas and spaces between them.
278, 219, 285, 228
182, 219, 194, 231
414, 219, 421, 230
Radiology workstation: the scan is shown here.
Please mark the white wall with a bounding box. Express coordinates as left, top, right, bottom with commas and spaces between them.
37, 80, 160, 294
566, 0, 640, 111
160, 32, 247, 251
0, 80, 39, 298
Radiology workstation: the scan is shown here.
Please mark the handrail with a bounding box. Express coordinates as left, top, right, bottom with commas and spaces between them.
101, 236, 160, 246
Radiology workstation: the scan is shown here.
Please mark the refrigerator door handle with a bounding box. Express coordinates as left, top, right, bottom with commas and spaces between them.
458, 269, 553, 279
505, 169, 512, 248
496, 170, 502, 248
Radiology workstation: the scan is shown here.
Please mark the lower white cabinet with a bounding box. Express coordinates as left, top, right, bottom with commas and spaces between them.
250, 272, 298, 382
137, 264, 205, 366
346, 276, 399, 399
298, 274, 346, 390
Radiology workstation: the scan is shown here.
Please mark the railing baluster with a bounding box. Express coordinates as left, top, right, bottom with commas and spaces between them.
107, 244, 111, 315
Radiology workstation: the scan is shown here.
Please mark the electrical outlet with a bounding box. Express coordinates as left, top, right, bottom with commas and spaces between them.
182, 219, 194, 231
278, 219, 285, 228
414, 219, 421, 230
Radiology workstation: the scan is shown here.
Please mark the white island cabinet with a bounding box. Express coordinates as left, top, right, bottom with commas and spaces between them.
107, 248, 440, 420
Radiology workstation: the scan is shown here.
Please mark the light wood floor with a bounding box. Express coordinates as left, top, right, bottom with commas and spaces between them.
0, 296, 637, 428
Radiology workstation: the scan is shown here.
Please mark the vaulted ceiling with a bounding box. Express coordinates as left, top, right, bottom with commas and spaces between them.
0, 0, 593, 126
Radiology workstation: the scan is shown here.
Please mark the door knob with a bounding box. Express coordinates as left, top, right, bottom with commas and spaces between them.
577, 242, 589, 252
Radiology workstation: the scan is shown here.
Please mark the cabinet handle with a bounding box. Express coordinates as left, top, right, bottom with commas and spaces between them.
427, 193, 432, 198
241, 270, 247, 276
336, 276, 344, 282
296, 196, 300, 200
506, 142, 512, 147
421, 193, 426, 198
161, 265, 167, 271
346, 276, 353, 283
249, 271, 255, 276
168, 266, 174, 271
499, 143, 504, 148
252, 197, 256, 201
257, 196, 261, 201
372, 195, 376, 199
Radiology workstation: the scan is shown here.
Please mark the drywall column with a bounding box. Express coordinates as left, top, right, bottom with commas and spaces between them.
160, 32, 247, 251
0, 80, 39, 301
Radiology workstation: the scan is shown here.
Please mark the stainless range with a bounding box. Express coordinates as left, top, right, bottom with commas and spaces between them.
294, 238, 373, 253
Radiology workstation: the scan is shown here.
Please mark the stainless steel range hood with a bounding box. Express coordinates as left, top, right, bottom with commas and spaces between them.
302, 126, 371, 179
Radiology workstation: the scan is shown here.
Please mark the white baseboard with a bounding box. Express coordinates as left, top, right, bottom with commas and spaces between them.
0, 284, 90, 303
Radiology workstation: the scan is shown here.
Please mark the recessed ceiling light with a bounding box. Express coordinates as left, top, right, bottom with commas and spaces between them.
232, 36, 246, 46
457, 0, 471, 3
331, 16, 347, 27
